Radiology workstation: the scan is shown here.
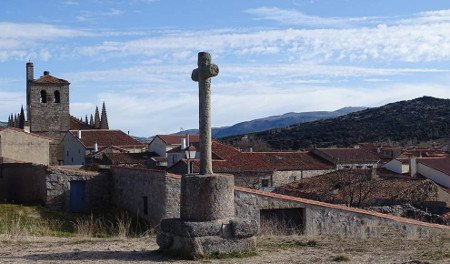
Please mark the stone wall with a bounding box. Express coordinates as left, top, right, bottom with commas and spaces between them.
272, 169, 334, 186
0, 163, 47, 204
234, 187, 450, 239
45, 166, 112, 211
111, 167, 180, 225
0, 163, 111, 211
110, 168, 449, 239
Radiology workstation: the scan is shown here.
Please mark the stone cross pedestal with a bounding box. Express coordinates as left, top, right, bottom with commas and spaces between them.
157, 52, 258, 259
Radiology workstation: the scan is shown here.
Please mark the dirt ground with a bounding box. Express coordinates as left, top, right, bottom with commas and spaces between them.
0, 235, 449, 264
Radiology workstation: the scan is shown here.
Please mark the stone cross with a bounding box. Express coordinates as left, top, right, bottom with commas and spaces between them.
191, 52, 219, 175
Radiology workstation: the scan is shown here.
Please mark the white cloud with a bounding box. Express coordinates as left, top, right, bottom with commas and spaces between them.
62, 0, 79, 5
245, 6, 383, 27
0, 22, 90, 62
75, 21, 450, 63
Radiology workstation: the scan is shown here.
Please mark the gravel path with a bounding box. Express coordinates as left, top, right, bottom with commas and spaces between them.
0, 235, 448, 263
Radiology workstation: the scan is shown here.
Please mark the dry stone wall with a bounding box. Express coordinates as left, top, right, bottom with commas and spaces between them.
111, 167, 180, 225
45, 166, 111, 211
110, 167, 449, 238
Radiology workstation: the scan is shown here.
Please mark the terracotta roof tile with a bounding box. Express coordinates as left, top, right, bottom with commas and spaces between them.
314, 148, 381, 163
418, 158, 450, 176
69, 130, 144, 149
185, 141, 334, 173
156, 135, 200, 145
99, 152, 149, 166
69, 116, 92, 130
31, 72, 69, 84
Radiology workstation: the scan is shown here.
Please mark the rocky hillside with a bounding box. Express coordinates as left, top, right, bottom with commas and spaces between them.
239, 96, 450, 150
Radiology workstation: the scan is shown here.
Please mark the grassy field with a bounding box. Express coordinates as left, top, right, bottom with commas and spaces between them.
0, 203, 152, 240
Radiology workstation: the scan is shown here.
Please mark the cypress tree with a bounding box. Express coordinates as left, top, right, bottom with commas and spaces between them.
94, 106, 100, 129
19, 106, 25, 129
100, 101, 109, 129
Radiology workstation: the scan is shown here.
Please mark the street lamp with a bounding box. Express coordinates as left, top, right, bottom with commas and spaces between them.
185, 145, 197, 174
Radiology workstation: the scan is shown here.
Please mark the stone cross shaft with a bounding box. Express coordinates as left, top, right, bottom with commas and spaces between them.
191, 52, 219, 175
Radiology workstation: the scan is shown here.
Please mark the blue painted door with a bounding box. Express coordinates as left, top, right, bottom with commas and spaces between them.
70, 181, 86, 213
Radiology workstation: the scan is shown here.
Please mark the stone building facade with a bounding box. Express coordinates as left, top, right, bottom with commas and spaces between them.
26, 62, 70, 164
0, 127, 51, 165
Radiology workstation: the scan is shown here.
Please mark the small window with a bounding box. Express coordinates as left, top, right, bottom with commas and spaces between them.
356, 165, 363, 169
262, 179, 269, 187
66, 150, 69, 156
143, 196, 148, 215
54, 90, 60, 103
40, 90, 47, 103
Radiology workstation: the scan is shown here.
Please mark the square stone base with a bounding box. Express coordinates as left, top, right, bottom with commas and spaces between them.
157, 233, 256, 259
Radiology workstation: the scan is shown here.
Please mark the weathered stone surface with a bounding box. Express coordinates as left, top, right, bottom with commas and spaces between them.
230, 218, 259, 238
180, 174, 234, 221
156, 232, 173, 250
161, 218, 230, 237
191, 51, 219, 175
156, 233, 256, 259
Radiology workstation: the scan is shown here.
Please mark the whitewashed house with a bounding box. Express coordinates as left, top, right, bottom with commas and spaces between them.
416, 158, 450, 188
382, 158, 410, 174
63, 130, 145, 165
148, 135, 199, 158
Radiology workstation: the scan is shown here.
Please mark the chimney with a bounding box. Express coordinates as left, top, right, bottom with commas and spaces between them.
43, 71, 49, 76
77, 130, 81, 139
94, 142, 98, 152
181, 138, 187, 149
410, 157, 417, 177
26, 62, 34, 81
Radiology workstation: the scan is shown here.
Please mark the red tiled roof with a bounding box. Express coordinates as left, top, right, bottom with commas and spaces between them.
181, 141, 334, 173
155, 135, 200, 145
69, 130, 144, 149
31, 72, 69, 84
69, 116, 92, 130
418, 158, 450, 176
99, 153, 149, 166
314, 148, 381, 163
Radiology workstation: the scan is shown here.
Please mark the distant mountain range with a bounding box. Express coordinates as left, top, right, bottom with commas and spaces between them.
173, 106, 367, 139
228, 96, 450, 150
0, 121, 7, 128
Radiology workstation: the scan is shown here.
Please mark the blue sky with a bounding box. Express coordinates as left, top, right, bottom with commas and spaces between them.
1, 0, 449, 136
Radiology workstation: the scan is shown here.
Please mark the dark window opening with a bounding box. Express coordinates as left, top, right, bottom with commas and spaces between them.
143, 196, 148, 215
40, 90, 47, 103
66, 150, 69, 156
54, 90, 60, 103
260, 208, 304, 235
262, 179, 269, 187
